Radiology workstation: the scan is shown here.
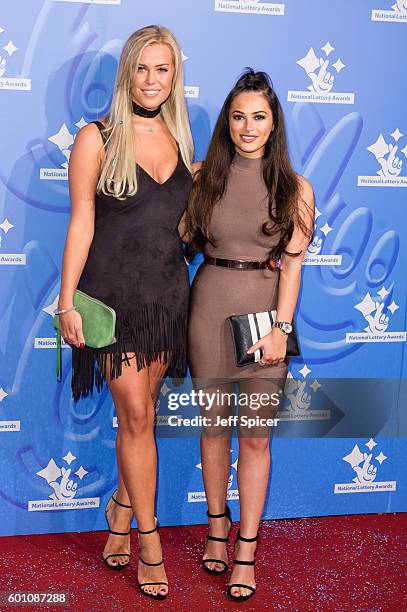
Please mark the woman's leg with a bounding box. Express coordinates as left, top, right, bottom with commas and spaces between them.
199, 382, 235, 572
229, 376, 284, 598
103, 353, 168, 596
103, 359, 164, 568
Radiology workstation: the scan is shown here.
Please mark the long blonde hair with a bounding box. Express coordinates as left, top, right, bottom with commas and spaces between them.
98, 25, 194, 198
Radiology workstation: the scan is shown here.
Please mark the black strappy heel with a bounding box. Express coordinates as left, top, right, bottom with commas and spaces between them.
227, 529, 259, 601
102, 490, 132, 570
202, 505, 232, 575
137, 521, 168, 601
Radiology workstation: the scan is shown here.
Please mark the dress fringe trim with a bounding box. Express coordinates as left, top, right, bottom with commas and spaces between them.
71, 302, 187, 402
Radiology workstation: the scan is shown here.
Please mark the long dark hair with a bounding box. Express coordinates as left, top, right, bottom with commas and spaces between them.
185, 68, 314, 261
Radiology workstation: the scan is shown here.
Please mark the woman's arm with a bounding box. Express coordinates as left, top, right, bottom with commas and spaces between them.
248, 176, 315, 365
178, 161, 203, 243
275, 176, 315, 324
58, 123, 104, 347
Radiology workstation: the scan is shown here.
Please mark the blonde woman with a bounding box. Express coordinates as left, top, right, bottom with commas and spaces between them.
57, 26, 194, 600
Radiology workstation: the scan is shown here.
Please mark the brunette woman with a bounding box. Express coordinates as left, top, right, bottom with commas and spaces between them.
185, 69, 314, 601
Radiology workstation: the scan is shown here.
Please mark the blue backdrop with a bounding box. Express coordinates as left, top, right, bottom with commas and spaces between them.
0, 0, 406, 536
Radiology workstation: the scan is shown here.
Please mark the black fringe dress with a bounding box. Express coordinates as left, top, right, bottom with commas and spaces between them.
71, 121, 192, 402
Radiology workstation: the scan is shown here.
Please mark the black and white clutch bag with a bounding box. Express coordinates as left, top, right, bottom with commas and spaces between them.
228, 310, 300, 367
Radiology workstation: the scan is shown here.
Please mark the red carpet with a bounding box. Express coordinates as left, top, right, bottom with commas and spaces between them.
0, 513, 405, 611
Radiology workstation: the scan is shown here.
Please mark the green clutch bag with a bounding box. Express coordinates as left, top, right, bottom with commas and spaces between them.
53, 289, 116, 381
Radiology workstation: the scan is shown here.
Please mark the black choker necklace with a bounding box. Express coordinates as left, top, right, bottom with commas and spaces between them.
132, 101, 161, 118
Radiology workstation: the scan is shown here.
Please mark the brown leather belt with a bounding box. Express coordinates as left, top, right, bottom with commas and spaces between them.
204, 255, 279, 270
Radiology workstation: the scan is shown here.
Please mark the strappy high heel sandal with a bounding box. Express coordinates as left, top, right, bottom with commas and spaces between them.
102, 490, 132, 570
137, 520, 168, 601
227, 529, 259, 601
202, 504, 232, 575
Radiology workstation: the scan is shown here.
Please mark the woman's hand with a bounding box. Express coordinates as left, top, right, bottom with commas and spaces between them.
59, 310, 85, 349
247, 327, 287, 366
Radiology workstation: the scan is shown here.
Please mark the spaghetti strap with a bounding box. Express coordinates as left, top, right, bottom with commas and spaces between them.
91, 120, 107, 143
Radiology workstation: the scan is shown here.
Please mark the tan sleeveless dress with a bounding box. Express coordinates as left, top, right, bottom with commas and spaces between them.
188, 152, 289, 384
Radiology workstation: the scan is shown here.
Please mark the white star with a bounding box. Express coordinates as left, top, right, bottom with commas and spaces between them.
161, 383, 170, 397
375, 451, 387, 465
287, 371, 294, 379
377, 286, 389, 300
0, 27, 5, 34
3, 40, 18, 56
75, 466, 88, 480
75, 117, 87, 130
367, 134, 389, 160
390, 128, 403, 142
62, 451, 77, 465
314, 206, 322, 221
320, 222, 332, 237
37, 459, 62, 484
0, 218, 13, 234
195, 462, 202, 470
387, 300, 399, 315
231, 457, 238, 471
309, 379, 321, 392
365, 438, 377, 451
297, 47, 320, 75
299, 364, 311, 378
0, 387, 8, 402
48, 123, 74, 152
181, 50, 188, 62
343, 444, 364, 467
354, 293, 376, 317
332, 58, 346, 73
42, 295, 60, 317
401, 145, 407, 158
321, 41, 334, 56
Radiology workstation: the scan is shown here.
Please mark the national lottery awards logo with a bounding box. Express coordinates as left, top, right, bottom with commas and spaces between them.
288, 42, 354, 105
0, 385, 20, 432
346, 286, 406, 344
28, 451, 99, 511
334, 438, 396, 494
0, 24, 31, 91
302, 206, 342, 266
371, 0, 407, 23
40, 118, 87, 182
278, 373, 330, 422
188, 450, 239, 502
214, 0, 285, 16
357, 128, 407, 188
0, 216, 26, 266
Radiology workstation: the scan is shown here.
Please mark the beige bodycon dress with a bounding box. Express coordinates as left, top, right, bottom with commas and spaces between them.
188, 152, 289, 391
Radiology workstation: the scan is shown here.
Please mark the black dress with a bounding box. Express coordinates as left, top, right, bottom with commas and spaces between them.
71, 121, 192, 401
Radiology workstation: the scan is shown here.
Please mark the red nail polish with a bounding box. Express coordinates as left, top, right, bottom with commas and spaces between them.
80, 343, 85, 349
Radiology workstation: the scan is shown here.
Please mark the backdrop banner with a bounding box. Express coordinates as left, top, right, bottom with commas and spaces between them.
0, 0, 406, 536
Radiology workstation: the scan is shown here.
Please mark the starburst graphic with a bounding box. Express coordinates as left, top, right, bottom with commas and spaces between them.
299, 364, 311, 378
3, 40, 18, 56
390, 128, 403, 142
387, 300, 399, 315
36, 459, 62, 484
75, 117, 87, 130
377, 286, 389, 300
42, 295, 59, 317
297, 48, 320, 74
0, 218, 13, 234
48, 124, 74, 152
367, 134, 389, 160
332, 58, 345, 73
75, 466, 88, 480
62, 451, 77, 465
0, 387, 9, 402
321, 41, 334, 56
